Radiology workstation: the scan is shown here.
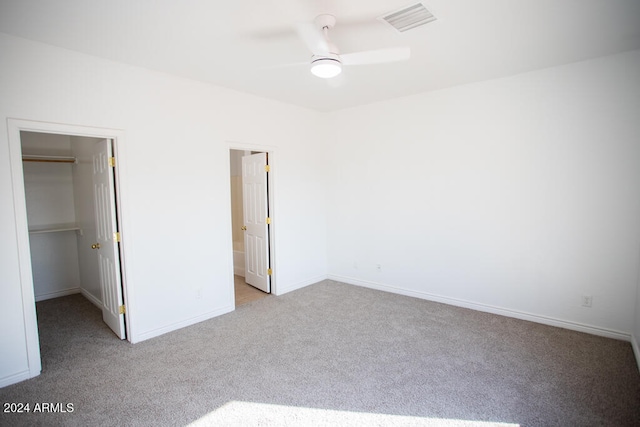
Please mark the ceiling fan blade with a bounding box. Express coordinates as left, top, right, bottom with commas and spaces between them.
341, 47, 411, 65
260, 61, 308, 70
294, 21, 329, 54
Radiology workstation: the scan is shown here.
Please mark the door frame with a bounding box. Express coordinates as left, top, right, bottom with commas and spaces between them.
7, 118, 132, 380
227, 144, 277, 300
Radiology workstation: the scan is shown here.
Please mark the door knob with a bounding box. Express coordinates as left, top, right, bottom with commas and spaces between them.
241, 226, 247, 231
91, 243, 101, 249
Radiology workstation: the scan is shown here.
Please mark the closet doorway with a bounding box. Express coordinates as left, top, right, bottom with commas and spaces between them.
229, 148, 274, 305
20, 130, 126, 339
7, 119, 132, 377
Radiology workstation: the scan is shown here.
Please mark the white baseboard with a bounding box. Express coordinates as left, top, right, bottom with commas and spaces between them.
0, 369, 38, 389
328, 274, 631, 342
632, 334, 640, 373
131, 305, 235, 344
34, 287, 80, 302
131, 273, 328, 342
275, 274, 328, 296
80, 289, 102, 309
234, 267, 244, 276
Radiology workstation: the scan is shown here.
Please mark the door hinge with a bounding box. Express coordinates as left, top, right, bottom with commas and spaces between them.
266, 217, 271, 225
113, 232, 121, 242
108, 157, 116, 167
119, 305, 126, 314
267, 268, 272, 276
264, 165, 270, 172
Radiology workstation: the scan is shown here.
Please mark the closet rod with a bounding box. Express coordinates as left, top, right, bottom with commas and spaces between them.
22, 155, 77, 164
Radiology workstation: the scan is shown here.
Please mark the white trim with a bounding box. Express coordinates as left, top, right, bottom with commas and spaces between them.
34, 288, 81, 302
329, 274, 632, 342
133, 305, 234, 343
227, 143, 278, 301
6, 118, 134, 382
0, 370, 34, 389
7, 119, 42, 381
80, 289, 103, 310
276, 274, 329, 296
632, 334, 640, 373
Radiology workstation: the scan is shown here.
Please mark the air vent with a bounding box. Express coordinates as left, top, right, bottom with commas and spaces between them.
379, 2, 436, 33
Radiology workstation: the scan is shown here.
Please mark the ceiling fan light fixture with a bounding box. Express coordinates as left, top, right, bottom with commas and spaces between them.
310, 58, 342, 79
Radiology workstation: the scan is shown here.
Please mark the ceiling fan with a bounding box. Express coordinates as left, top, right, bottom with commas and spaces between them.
293, 14, 410, 79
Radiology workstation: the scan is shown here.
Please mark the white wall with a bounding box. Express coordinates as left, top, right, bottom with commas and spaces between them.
27, 233, 81, 301
326, 50, 640, 339
0, 33, 328, 387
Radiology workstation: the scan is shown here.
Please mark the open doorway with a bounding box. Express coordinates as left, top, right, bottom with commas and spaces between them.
7, 118, 131, 381
20, 131, 126, 339
229, 149, 273, 306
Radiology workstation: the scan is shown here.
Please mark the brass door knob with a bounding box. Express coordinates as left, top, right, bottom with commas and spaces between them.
241, 226, 247, 231
91, 243, 101, 249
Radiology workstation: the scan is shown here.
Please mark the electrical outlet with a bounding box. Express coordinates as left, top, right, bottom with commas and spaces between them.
581, 295, 592, 308
196, 288, 202, 299
376, 264, 382, 272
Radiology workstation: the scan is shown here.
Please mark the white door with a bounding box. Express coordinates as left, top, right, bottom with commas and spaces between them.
92, 139, 126, 339
242, 153, 271, 293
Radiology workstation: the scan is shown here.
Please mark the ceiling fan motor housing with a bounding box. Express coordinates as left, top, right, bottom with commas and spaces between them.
315, 14, 337, 30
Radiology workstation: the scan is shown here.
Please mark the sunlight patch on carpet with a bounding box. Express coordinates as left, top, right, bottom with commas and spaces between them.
187, 401, 520, 426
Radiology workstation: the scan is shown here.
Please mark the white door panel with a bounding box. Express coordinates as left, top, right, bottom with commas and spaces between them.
242, 153, 270, 293
93, 139, 125, 339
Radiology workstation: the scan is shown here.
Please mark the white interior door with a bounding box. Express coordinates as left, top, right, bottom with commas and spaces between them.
242, 152, 271, 293
92, 139, 126, 339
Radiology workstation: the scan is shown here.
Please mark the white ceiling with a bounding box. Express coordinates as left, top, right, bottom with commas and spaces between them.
1, 0, 639, 112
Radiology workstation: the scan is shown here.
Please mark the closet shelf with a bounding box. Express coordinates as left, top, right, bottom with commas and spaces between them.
29, 224, 81, 234
22, 154, 77, 164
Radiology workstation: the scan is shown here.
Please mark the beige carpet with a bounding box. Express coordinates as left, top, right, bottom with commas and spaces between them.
1, 280, 638, 426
